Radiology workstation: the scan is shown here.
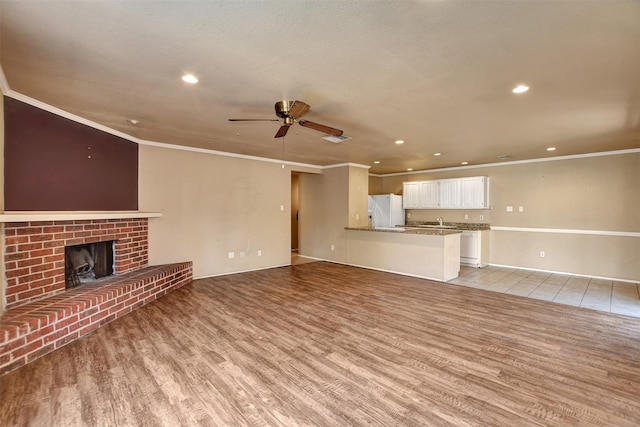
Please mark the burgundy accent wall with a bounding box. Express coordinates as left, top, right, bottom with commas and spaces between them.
4, 97, 138, 211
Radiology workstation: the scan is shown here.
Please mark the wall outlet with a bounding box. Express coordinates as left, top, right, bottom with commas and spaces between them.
355, 213, 360, 220
519, 206, 524, 213
540, 251, 545, 258
464, 214, 469, 220
407, 213, 411, 219
228, 252, 235, 259
506, 205, 513, 212
257, 250, 262, 257
330, 244, 335, 251
280, 205, 284, 211
240, 251, 245, 258
479, 215, 484, 221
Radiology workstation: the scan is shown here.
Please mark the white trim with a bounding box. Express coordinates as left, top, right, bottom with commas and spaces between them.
193, 263, 290, 280
491, 226, 640, 238
0, 211, 162, 222
6, 91, 138, 142
5, 87, 638, 175
0, 65, 10, 95
370, 148, 640, 177
3, 90, 325, 171
322, 162, 371, 170
488, 263, 639, 285
309, 258, 449, 283
137, 138, 323, 170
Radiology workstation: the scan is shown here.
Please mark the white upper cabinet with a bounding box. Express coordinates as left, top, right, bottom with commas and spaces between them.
419, 181, 439, 208
438, 179, 461, 209
402, 176, 489, 209
402, 182, 420, 208
460, 176, 489, 209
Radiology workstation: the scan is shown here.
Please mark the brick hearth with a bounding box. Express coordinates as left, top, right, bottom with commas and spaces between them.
1, 216, 193, 376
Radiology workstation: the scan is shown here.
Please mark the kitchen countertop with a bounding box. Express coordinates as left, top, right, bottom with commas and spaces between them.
406, 222, 490, 231
345, 226, 462, 236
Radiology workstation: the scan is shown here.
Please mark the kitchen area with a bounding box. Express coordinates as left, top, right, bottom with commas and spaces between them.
345, 176, 490, 282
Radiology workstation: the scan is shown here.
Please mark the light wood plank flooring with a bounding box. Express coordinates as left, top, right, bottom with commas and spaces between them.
1, 262, 639, 426
294, 253, 640, 318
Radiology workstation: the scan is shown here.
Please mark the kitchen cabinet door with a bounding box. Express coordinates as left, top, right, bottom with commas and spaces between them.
402, 182, 420, 208
439, 179, 461, 209
461, 176, 489, 209
419, 181, 439, 208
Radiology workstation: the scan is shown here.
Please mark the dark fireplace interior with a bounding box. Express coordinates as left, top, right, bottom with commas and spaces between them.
65, 241, 114, 289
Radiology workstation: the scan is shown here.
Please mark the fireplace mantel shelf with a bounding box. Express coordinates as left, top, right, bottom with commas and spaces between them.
0, 211, 162, 222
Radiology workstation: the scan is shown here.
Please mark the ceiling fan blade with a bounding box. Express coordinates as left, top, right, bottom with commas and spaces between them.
298, 120, 343, 136
287, 101, 310, 119
274, 125, 290, 138
228, 118, 279, 122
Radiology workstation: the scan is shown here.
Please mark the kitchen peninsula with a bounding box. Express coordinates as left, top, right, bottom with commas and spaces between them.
344, 226, 462, 282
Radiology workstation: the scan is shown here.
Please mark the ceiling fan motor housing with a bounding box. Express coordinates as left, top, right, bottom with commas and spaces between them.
275, 100, 295, 118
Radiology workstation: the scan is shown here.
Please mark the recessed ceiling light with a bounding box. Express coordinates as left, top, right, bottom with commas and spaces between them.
433, 152, 442, 156
546, 147, 556, 151
461, 161, 469, 165
407, 168, 413, 171
182, 74, 199, 84
374, 161, 381, 164
512, 84, 529, 94
395, 140, 404, 145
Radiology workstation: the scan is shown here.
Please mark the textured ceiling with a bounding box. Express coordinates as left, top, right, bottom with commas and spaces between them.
1, 1, 639, 174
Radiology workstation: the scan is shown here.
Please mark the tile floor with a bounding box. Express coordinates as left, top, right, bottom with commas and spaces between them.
450, 265, 640, 318
291, 253, 640, 318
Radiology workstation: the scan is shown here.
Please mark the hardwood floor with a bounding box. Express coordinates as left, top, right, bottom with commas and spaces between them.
1, 262, 639, 426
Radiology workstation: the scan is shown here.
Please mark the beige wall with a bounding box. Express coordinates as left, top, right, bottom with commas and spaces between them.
298, 164, 369, 262
138, 144, 292, 278
374, 153, 640, 281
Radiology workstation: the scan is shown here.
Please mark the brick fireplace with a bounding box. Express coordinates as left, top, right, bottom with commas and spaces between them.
4, 218, 149, 309
1, 213, 193, 375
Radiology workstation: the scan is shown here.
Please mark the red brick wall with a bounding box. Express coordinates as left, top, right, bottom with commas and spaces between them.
4, 218, 148, 309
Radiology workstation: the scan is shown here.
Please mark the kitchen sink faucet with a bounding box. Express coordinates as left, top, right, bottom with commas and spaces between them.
436, 217, 444, 226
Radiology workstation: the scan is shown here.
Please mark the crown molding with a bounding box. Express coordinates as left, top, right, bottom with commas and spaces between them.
370, 148, 640, 177
2, 89, 324, 171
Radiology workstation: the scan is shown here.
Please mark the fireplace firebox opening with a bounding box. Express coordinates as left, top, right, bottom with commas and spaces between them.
65, 241, 114, 289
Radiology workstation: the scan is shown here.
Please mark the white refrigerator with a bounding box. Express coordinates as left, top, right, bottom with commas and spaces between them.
368, 194, 405, 228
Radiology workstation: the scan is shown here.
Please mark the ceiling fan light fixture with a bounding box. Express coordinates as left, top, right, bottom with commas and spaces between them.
322, 135, 351, 143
